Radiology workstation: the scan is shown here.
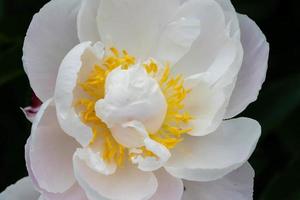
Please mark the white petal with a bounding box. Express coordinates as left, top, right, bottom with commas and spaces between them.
225, 15, 269, 118
77, 0, 101, 42
153, 12, 201, 64
42, 184, 89, 200
172, 0, 227, 76
165, 118, 261, 181
96, 0, 180, 59
120, 120, 171, 171
0, 177, 40, 200
29, 99, 79, 193
55, 42, 97, 146
73, 156, 158, 200
214, 0, 241, 39
183, 163, 254, 200
74, 148, 117, 175
184, 75, 227, 136
149, 169, 183, 200
131, 137, 171, 172
95, 66, 167, 148
23, 0, 81, 101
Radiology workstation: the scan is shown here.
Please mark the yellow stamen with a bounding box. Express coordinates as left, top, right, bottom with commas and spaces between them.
74, 47, 193, 167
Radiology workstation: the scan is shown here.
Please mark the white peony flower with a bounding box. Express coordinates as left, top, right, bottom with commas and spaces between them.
1, 0, 269, 199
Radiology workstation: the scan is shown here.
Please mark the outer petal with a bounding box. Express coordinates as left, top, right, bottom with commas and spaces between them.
149, 169, 183, 200
73, 154, 158, 200
182, 163, 254, 200
96, 0, 180, 59
23, 0, 81, 101
42, 184, 88, 200
165, 118, 261, 181
55, 42, 95, 146
225, 15, 269, 118
0, 177, 40, 200
29, 99, 79, 193
77, 0, 101, 42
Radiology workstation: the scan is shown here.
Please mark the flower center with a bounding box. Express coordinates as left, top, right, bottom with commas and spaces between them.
74, 48, 193, 167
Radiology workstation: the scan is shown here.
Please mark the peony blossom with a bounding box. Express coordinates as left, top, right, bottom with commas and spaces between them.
1, 0, 269, 199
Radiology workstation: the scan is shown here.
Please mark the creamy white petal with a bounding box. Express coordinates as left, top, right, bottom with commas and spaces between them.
73, 155, 158, 200
29, 99, 79, 193
183, 163, 254, 200
149, 169, 183, 200
214, 0, 240, 39
74, 148, 117, 175
55, 42, 96, 147
42, 184, 89, 200
165, 118, 261, 181
225, 15, 269, 118
120, 120, 171, 171
153, 11, 201, 64
96, 0, 180, 59
77, 0, 101, 42
131, 137, 171, 172
95, 66, 167, 148
0, 177, 40, 200
184, 75, 227, 136
172, 0, 227, 76
23, 0, 81, 101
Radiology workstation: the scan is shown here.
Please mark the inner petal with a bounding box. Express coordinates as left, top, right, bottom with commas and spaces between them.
95, 66, 167, 147
73, 47, 193, 169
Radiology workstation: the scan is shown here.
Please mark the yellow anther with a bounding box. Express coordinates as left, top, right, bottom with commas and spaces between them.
74, 47, 193, 167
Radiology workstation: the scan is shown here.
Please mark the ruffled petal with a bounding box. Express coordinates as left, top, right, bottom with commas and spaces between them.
23, 0, 81, 101
96, 0, 180, 59
55, 42, 99, 146
183, 163, 254, 200
74, 154, 158, 200
0, 177, 40, 200
149, 169, 183, 200
29, 99, 79, 193
165, 118, 261, 182
77, 0, 101, 42
225, 15, 269, 118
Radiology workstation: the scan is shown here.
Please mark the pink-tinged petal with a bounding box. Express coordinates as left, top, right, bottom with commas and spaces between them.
0, 177, 40, 200
77, 0, 101, 42
96, 0, 180, 59
42, 184, 89, 200
149, 169, 183, 200
182, 163, 254, 200
29, 99, 79, 193
165, 118, 261, 182
23, 0, 81, 101
225, 14, 269, 118
73, 153, 158, 200
54, 42, 94, 147
21, 93, 42, 122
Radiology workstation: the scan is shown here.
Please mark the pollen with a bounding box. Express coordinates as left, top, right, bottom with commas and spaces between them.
74, 47, 193, 167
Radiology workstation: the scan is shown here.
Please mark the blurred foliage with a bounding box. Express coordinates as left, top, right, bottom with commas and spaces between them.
0, 0, 299, 199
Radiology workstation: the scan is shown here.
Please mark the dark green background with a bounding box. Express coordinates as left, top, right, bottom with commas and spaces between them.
0, 0, 299, 199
